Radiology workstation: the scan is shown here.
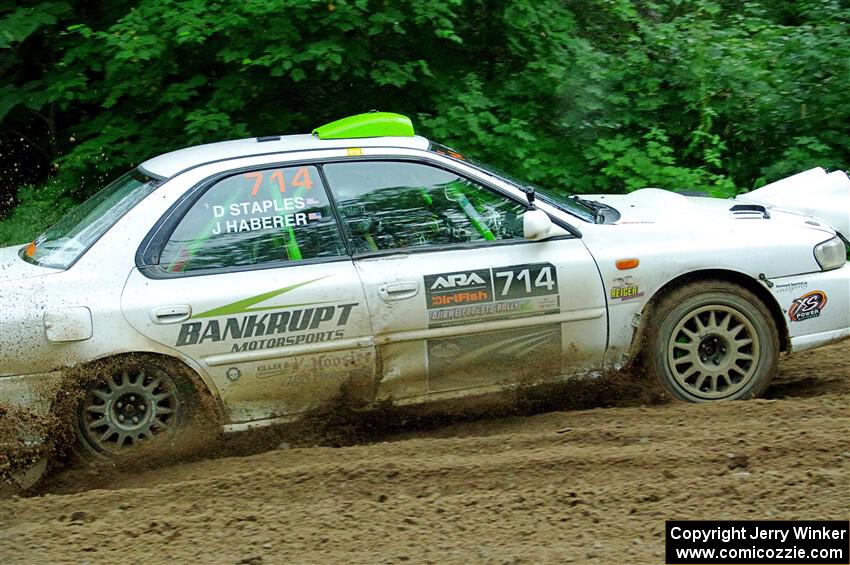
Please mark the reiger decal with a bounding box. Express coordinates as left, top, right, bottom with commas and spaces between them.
175, 278, 359, 352
787, 290, 827, 322
424, 263, 560, 328
610, 276, 643, 302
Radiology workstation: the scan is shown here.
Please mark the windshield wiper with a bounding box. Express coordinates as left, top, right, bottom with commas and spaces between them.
568, 196, 606, 223
532, 191, 596, 223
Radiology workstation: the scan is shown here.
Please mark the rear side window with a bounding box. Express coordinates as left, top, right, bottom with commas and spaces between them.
159, 165, 345, 273
323, 161, 527, 254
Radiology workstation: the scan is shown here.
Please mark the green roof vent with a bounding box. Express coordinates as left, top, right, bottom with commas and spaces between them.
312, 112, 414, 139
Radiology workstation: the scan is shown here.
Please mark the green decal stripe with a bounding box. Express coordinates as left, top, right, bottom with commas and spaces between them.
192, 276, 329, 319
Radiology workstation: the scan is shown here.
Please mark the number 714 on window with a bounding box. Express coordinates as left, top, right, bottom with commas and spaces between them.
243, 167, 314, 196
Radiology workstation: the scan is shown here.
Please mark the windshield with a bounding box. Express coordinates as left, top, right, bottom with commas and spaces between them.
430, 143, 597, 223
20, 170, 160, 269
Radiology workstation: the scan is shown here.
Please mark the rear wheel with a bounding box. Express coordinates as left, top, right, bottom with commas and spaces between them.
645, 281, 779, 401
74, 358, 207, 458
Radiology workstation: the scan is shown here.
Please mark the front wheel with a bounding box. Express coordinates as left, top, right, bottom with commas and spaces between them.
645, 281, 780, 402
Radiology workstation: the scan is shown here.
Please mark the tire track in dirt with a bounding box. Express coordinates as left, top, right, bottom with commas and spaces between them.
1, 343, 847, 564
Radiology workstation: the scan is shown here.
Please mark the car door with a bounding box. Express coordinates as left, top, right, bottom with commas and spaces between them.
322, 159, 606, 402
121, 163, 376, 424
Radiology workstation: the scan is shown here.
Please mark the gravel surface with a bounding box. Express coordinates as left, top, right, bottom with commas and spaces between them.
1, 342, 848, 564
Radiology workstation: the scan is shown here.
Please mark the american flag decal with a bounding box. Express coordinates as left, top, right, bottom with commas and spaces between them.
308, 212, 322, 221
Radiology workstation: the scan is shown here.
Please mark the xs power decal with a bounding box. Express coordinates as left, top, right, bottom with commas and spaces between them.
787, 290, 828, 322
427, 326, 562, 392
174, 280, 359, 353
424, 263, 560, 328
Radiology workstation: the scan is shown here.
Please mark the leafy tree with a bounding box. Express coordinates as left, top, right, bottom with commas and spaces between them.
1, 0, 848, 245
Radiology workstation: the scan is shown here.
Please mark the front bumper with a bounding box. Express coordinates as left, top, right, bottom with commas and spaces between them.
0, 370, 64, 416
0, 371, 63, 490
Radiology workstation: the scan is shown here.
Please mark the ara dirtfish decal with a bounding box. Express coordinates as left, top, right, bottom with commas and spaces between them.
787, 290, 827, 322
175, 277, 358, 352
425, 268, 492, 309
424, 263, 560, 328
609, 276, 643, 302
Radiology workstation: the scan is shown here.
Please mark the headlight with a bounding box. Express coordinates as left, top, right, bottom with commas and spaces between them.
813, 236, 846, 271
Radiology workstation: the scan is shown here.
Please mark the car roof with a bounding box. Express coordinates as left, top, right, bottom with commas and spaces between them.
139, 133, 432, 178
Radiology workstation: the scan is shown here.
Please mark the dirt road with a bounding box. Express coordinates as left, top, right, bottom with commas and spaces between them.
1, 343, 848, 564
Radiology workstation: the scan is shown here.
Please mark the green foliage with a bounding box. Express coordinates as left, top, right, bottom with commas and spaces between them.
587, 129, 737, 196
0, 181, 75, 246
1, 0, 848, 244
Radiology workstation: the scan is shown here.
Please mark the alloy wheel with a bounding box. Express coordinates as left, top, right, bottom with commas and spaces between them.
666, 305, 760, 400
78, 366, 180, 452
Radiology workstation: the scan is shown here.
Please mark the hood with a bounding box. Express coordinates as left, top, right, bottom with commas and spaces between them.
734, 168, 849, 240
0, 245, 62, 282
582, 188, 836, 236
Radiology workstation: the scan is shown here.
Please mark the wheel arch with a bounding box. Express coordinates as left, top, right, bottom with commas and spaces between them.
630, 269, 790, 360
55, 350, 226, 427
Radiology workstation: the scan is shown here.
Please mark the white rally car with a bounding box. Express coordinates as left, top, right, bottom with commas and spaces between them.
1, 112, 848, 472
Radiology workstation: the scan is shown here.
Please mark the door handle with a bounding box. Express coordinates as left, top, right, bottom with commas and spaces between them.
379, 281, 419, 301
150, 305, 192, 324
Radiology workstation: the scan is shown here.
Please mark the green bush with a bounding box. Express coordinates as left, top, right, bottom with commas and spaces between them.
1, 0, 847, 241
0, 181, 74, 246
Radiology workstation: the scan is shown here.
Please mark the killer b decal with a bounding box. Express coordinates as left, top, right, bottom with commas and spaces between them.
787, 290, 827, 322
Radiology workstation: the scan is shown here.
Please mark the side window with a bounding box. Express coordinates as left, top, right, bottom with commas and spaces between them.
323, 161, 527, 253
159, 165, 345, 273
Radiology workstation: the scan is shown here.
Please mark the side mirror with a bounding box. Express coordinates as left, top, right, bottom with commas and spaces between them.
523, 208, 557, 241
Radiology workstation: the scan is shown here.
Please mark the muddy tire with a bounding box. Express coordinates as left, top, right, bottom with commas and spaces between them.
73, 356, 211, 459
645, 281, 779, 402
